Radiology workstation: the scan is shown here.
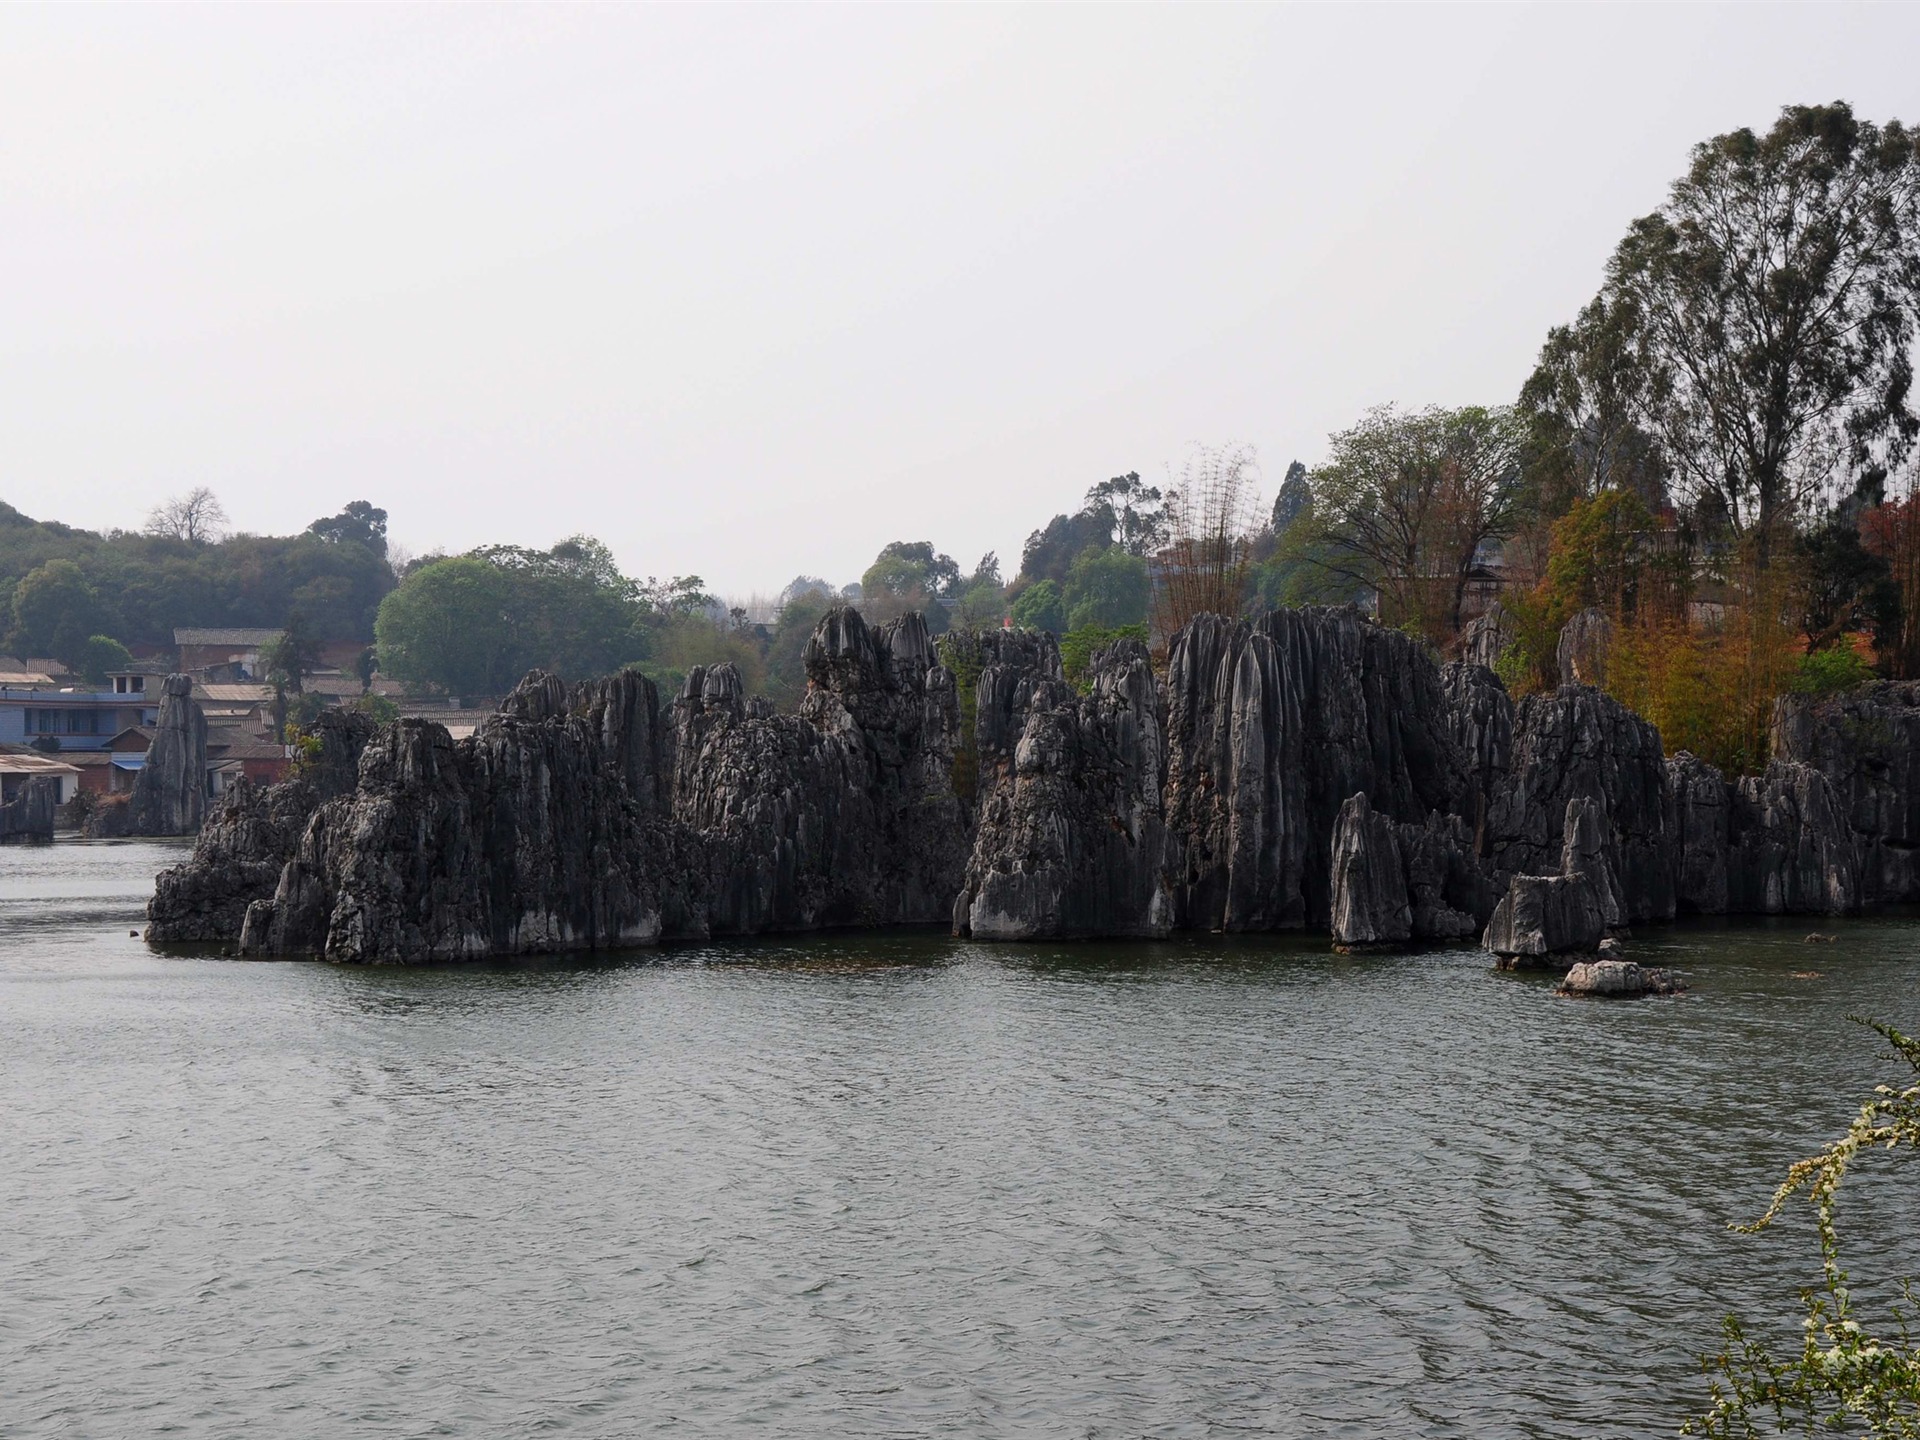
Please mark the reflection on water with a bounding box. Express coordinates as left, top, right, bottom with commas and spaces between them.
4, 839, 1919, 1438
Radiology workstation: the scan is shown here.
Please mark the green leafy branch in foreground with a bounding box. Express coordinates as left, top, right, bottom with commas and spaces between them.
1687, 1020, 1920, 1437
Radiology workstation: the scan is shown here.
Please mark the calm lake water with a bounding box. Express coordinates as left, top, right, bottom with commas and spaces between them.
5, 840, 1920, 1439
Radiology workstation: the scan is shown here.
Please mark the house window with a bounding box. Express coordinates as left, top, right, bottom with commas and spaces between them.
27, 709, 103, 736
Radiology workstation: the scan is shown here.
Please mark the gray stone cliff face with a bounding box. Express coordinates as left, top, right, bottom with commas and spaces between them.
122, 675, 209, 836
675, 609, 969, 935
1163, 608, 1466, 933
147, 606, 1920, 961
953, 634, 1173, 940
0, 775, 58, 843
1485, 683, 1676, 924
147, 709, 376, 944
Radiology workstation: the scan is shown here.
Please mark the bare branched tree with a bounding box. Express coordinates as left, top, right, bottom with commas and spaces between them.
145, 487, 229, 544
1154, 444, 1263, 638
1306, 404, 1525, 640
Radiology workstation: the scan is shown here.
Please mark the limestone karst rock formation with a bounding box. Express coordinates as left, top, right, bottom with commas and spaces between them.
1328, 793, 1412, 946
1485, 683, 1676, 924
0, 775, 58, 843
1556, 607, 1615, 688
147, 603, 1920, 962
676, 609, 970, 934
120, 675, 209, 836
1460, 602, 1516, 672
147, 708, 378, 945
1162, 608, 1467, 933
952, 632, 1174, 940
1482, 794, 1630, 963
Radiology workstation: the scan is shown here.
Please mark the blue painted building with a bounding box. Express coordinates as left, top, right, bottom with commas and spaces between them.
0, 687, 159, 753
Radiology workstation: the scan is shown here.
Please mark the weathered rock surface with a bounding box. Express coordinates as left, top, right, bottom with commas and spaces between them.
1559, 958, 1684, 997
148, 603, 1920, 962
1440, 661, 1513, 853
1328, 793, 1411, 946
148, 709, 378, 944
128, 674, 208, 835
1483, 872, 1606, 962
954, 633, 1173, 940
1726, 760, 1861, 916
1667, 751, 1731, 914
1772, 682, 1920, 903
1164, 607, 1467, 932
1486, 684, 1675, 924
0, 776, 58, 843
1556, 607, 1614, 688
240, 671, 705, 961
677, 609, 970, 934
1560, 796, 1628, 933
1461, 602, 1516, 671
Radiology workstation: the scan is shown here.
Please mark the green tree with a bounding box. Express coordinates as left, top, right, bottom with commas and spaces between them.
9, 558, 105, 665
1063, 547, 1150, 629
951, 552, 1005, 630
261, 612, 325, 694
1598, 103, 1920, 558
1270, 460, 1312, 535
306, 500, 390, 558
862, 541, 962, 601
375, 555, 517, 695
761, 593, 836, 710
1009, 579, 1066, 633
1304, 404, 1525, 640
76, 634, 133, 686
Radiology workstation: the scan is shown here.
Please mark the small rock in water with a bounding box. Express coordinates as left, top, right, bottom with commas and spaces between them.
129, 930, 138, 938
1804, 933, 1837, 944
1558, 958, 1685, 998
1791, 970, 1825, 980
1597, 936, 1624, 957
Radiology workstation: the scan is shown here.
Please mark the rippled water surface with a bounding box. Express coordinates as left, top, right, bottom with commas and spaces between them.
6, 841, 1920, 1438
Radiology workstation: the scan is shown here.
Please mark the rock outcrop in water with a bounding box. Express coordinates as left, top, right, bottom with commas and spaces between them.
147, 708, 378, 944
92, 675, 209, 838
157, 608, 972, 960
677, 610, 970, 934
1485, 683, 1675, 924
240, 674, 705, 960
1162, 609, 1467, 933
0, 776, 58, 843
952, 632, 1173, 940
149, 603, 1920, 961
1328, 793, 1411, 946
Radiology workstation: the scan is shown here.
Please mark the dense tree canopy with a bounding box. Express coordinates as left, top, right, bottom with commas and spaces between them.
1561, 103, 1920, 554
0, 500, 396, 653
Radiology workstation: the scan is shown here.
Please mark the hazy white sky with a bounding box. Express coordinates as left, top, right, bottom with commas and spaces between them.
2, 5, 1916, 596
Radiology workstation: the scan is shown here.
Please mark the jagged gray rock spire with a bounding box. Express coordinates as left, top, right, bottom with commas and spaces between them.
953, 632, 1173, 939
0, 776, 57, 843
1328, 794, 1412, 946
125, 674, 208, 836
146, 605, 1920, 962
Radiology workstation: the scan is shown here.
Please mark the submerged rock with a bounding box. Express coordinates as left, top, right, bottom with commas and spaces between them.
1558, 958, 1685, 997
